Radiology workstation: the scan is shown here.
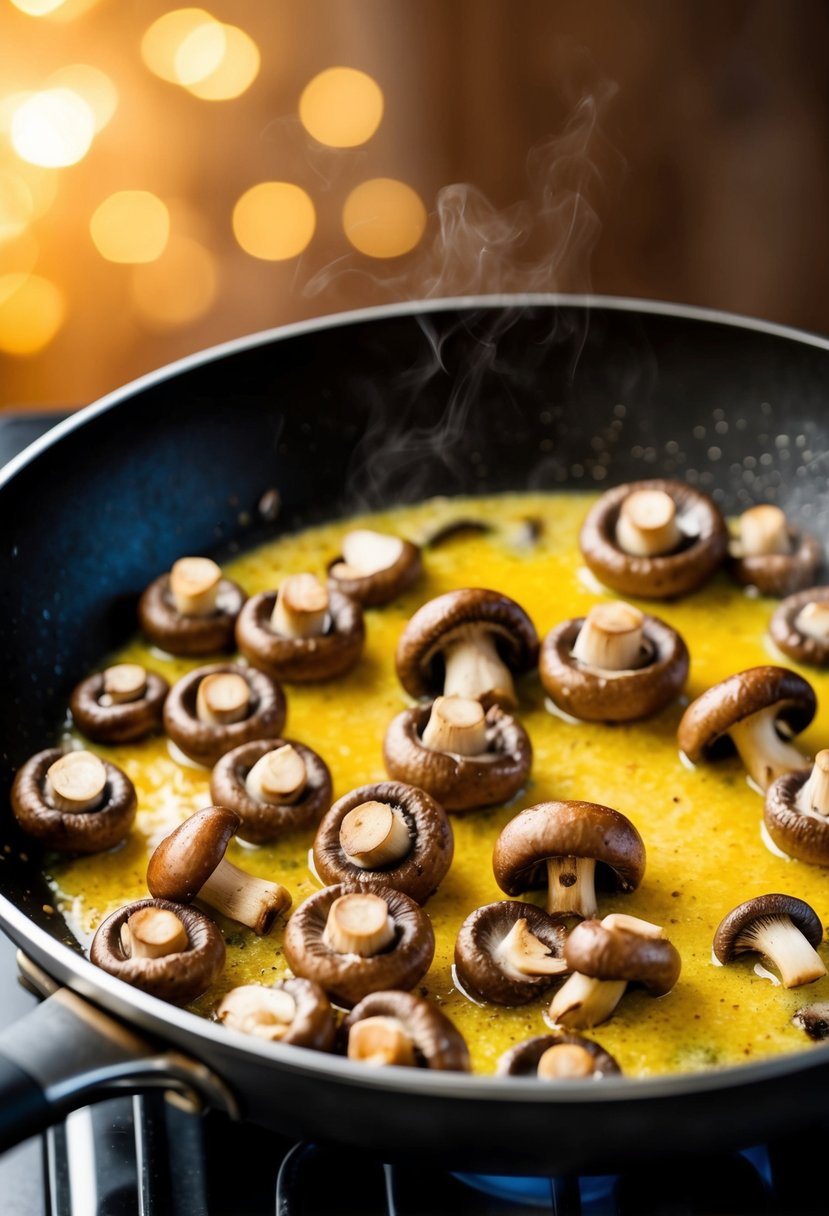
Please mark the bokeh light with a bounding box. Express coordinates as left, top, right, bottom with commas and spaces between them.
11, 88, 95, 167
141, 9, 221, 84
0, 172, 34, 243
299, 67, 384, 147
184, 25, 260, 100
49, 65, 117, 133
233, 182, 316, 261
174, 19, 226, 85
130, 235, 218, 328
342, 178, 427, 258
0, 274, 64, 354
9, 0, 66, 15
90, 191, 170, 264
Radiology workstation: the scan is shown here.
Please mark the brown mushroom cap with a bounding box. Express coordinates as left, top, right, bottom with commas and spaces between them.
312, 782, 453, 905
163, 663, 287, 767
453, 900, 567, 1005
11, 748, 137, 854
769, 586, 829, 667
138, 571, 246, 656
147, 805, 240, 902
730, 524, 822, 598
327, 534, 422, 607
210, 738, 333, 844
496, 1032, 621, 1078
564, 918, 681, 995
217, 976, 336, 1050
282, 882, 435, 1008
382, 702, 532, 813
764, 768, 829, 866
235, 587, 364, 682
342, 990, 470, 1070
579, 478, 729, 599
676, 666, 816, 763
69, 669, 169, 744
713, 894, 824, 963
90, 897, 225, 1005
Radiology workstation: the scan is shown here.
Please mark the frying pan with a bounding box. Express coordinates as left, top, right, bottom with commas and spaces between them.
1, 294, 829, 1177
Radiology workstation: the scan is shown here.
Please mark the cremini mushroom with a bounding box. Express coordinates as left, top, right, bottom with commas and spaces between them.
492, 800, 646, 921
769, 586, 829, 667
210, 738, 332, 844
713, 894, 825, 988
549, 912, 681, 1029
382, 696, 532, 813
395, 587, 539, 710
90, 897, 225, 1005
453, 901, 568, 1005
11, 748, 137, 853
328, 529, 422, 607
138, 556, 246, 656
217, 977, 336, 1050
539, 602, 689, 722
677, 665, 816, 792
235, 574, 365, 682
312, 781, 453, 905
496, 1032, 621, 1079
342, 990, 470, 1071
579, 478, 729, 599
147, 805, 291, 935
728, 505, 821, 597
163, 662, 286, 768
764, 750, 829, 866
69, 664, 169, 744
282, 883, 434, 1009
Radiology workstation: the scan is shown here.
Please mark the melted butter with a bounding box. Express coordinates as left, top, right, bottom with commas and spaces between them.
46, 493, 829, 1077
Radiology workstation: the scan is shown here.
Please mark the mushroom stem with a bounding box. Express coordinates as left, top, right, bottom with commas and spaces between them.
334, 530, 404, 578
339, 802, 412, 869
799, 751, 829, 817
102, 663, 147, 705
739, 915, 826, 988
198, 858, 291, 935
245, 745, 307, 805
442, 629, 516, 707
548, 972, 628, 1029
121, 907, 188, 959
46, 751, 107, 813
737, 505, 790, 557
196, 672, 251, 726
796, 601, 829, 643
217, 986, 298, 1040
571, 603, 645, 671
727, 706, 810, 791
169, 557, 221, 617
347, 1016, 416, 1067
493, 918, 568, 979
545, 856, 597, 919
536, 1043, 597, 1080
420, 695, 488, 755
322, 892, 395, 957
615, 489, 682, 557
601, 912, 663, 938
270, 574, 329, 639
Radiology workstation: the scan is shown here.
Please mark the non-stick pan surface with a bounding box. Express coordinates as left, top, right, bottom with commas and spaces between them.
2, 295, 829, 1174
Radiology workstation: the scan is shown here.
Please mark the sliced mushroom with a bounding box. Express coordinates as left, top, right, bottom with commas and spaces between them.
496, 1032, 621, 1079
217, 976, 336, 1050
163, 663, 286, 767
328, 529, 422, 607
492, 801, 646, 921
676, 665, 816, 792
90, 897, 225, 1005
11, 748, 137, 854
539, 603, 689, 722
382, 697, 532, 813
312, 782, 453, 905
769, 586, 829, 667
713, 894, 825, 988
395, 588, 539, 710
69, 665, 169, 744
579, 479, 729, 599
282, 882, 434, 1009
792, 1002, 829, 1040
209, 738, 332, 844
147, 805, 291, 935
453, 901, 568, 1005
764, 751, 829, 866
138, 556, 246, 656
728, 505, 821, 597
342, 990, 470, 1071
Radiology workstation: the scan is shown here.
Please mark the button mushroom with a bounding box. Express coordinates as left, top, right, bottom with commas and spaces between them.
69, 664, 169, 744
11, 748, 137, 853
147, 805, 292, 935
382, 696, 532, 813
90, 897, 225, 1005
163, 662, 287, 768
395, 587, 539, 710
217, 976, 336, 1050
579, 479, 729, 599
282, 883, 435, 1008
312, 782, 453, 905
713, 894, 826, 988
342, 990, 470, 1071
764, 750, 829, 866
492, 800, 646, 921
539, 602, 689, 722
549, 913, 681, 1029
327, 529, 422, 607
676, 665, 816, 792
769, 586, 829, 667
496, 1031, 621, 1079
728, 505, 821, 597
453, 900, 568, 1005
138, 556, 246, 656
209, 738, 333, 844
235, 574, 365, 682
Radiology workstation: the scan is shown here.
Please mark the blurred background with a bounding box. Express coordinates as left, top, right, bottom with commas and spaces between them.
2, 0, 829, 410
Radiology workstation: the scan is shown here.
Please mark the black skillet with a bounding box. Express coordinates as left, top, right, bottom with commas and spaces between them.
1, 295, 828, 1176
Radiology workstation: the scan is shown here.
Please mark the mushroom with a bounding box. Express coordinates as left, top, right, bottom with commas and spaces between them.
163, 662, 286, 768
217, 977, 336, 1050
492, 800, 646, 921
713, 894, 825, 988
90, 897, 225, 1005
235, 574, 365, 682
764, 750, 829, 866
342, 990, 470, 1071
147, 805, 292, 935
312, 781, 453, 905
69, 664, 169, 744
792, 1003, 829, 1040
327, 529, 422, 607
453, 901, 568, 1005
282, 883, 435, 1009
728, 505, 821, 597
10, 748, 137, 853
676, 665, 816, 792
549, 912, 681, 1028
395, 588, 539, 710
769, 586, 829, 667
382, 696, 532, 813
579, 478, 729, 599
210, 738, 333, 844
539, 602, 689, 722
496, 1032, 621, 1079
138, 556, 246, 656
